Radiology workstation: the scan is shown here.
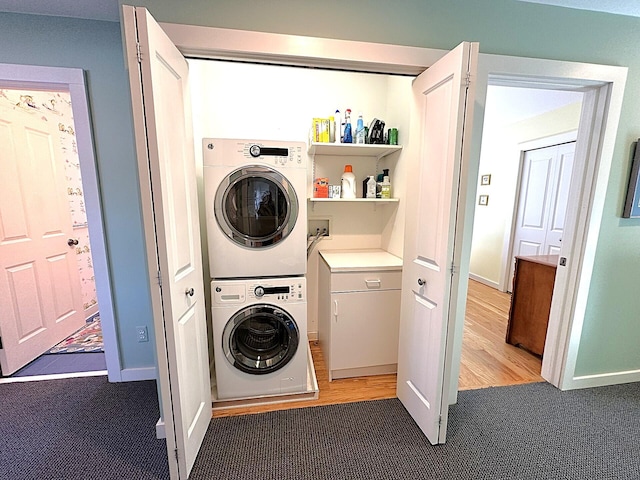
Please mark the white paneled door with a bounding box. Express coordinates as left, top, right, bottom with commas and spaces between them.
397, 42, 478, 445
0, 103, 85, 375
123, 7, 211, 480
509, 142, 575, 290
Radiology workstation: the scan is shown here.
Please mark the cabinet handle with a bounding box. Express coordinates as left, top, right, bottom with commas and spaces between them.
333, 300, 338, 321
365, 279, 381, 289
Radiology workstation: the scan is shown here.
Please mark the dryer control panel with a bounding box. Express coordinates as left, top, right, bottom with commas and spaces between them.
242, 142, 304, 167
202, 138, 305, 168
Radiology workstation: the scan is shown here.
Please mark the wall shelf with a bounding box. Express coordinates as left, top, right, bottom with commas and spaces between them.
308, 142, 402, 159
309, 197, 399, 203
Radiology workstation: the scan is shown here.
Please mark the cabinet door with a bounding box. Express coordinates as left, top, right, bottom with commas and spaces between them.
331, 290, 400, 371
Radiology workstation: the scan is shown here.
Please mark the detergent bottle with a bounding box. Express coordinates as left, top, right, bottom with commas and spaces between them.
340, 164, 356, 198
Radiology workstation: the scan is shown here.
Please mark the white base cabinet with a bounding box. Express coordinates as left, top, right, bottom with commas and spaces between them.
318, 250, 402, 381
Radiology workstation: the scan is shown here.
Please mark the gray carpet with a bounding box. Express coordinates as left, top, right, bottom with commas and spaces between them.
190, 381, 640, 480
0, 377, 168, 480
2, 378, 639, 479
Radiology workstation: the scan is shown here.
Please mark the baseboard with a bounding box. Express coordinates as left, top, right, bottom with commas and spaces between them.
307, 331, 318, 342
156, 418, 166, 439
564, 368, 640, 390
119, 367, 156, 382
468, 273, 500, 289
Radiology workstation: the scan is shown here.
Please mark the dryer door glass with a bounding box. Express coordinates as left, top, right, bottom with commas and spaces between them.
215, 166, 299, 248
223, 304, 300, 375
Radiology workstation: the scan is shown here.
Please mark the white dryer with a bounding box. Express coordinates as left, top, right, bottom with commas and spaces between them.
211, 276, 308, 400
203, 138, 307, 279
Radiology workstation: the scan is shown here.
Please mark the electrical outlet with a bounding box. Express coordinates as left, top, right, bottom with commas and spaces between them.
136, 326, 148, 342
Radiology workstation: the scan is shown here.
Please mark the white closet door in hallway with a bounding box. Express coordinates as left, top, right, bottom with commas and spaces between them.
509, 142, 575, 289
0, 103, 85, 375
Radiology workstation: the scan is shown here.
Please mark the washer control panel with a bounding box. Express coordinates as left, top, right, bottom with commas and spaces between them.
249, 279, 305, 303
212, 278, 306, 305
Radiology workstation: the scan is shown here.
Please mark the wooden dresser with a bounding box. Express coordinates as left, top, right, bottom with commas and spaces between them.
506, 254, 558, 357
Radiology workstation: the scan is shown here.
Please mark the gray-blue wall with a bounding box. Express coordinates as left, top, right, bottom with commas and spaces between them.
0, 13, 156, 370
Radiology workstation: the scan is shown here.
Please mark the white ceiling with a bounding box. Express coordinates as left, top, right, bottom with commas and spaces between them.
515, 0, 640, 17
1, 0, 640, 21
0, 0, 119, 21
485, 86, 583, 126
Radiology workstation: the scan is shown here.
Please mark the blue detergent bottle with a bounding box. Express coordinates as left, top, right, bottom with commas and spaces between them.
343, 108, 353, 143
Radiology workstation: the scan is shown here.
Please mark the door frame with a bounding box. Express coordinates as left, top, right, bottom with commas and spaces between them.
0, 63, 121, 378
503, 132, 578, 293
155, 22, 627, 394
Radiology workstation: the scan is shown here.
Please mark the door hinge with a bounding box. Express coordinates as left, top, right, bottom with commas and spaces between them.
450, 263, 458, 276
464, 71, 471, 88
157, 270, 162, 287
0, 336, 3, 350
174, 448, 179, 462
438, 415, 442, 426
136, 42, 142, 63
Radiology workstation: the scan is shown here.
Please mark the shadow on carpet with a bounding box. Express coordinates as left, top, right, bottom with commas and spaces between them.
190, 381, 640, 480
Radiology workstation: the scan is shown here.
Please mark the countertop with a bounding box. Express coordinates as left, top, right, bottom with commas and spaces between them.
319, 249, 403, 272
515, 254, 559, 268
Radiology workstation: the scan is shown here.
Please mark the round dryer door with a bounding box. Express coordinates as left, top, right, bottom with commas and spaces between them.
222, 304, 300, 375
215, 165, 299, 249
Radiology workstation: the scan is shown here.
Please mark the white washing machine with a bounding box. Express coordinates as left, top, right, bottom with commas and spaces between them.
203, 138, 307, 279
211, 276, 308, 400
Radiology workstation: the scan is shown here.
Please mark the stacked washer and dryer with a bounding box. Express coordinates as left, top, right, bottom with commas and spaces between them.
203, 138, 309, 400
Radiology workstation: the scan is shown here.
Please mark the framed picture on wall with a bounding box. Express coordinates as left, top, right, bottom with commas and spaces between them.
622, 140, 640, 218
480, 174, 491, 186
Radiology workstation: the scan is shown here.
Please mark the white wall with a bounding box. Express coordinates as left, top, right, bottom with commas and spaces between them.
189, 59, 412, 337
469, 85, 582, 288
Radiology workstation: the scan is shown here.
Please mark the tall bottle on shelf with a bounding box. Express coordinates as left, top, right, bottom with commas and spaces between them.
334, 109, 341, 143
343, 109, 353, 143
380, 169, 392, 199
340, 164, 356, 199
355, 112, 365, 144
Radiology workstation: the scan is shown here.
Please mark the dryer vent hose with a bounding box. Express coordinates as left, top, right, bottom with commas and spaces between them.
307, 228, 328, 258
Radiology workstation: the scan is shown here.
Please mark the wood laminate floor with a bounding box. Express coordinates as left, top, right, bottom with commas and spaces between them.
213, 279, 543, 418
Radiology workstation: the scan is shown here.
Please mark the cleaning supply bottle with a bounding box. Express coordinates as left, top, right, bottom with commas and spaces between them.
335, 109, 342, 143
343, 109, 353, 143
341, 164, 356, 198
355, 113, 365, 144
380, 168, 392, 199
364, 175, 377, 198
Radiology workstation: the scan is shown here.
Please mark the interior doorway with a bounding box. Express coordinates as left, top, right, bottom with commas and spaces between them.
0, 63, 116, 383
463, 85, 584, 389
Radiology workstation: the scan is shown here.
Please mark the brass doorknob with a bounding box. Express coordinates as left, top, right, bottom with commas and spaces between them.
417, 278, 426, 286
67, 238, 79, 246
185, 287, 195, 297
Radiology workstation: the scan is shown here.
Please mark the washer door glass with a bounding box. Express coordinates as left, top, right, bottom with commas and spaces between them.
223, 304, 300, 375
215, 165, 298, 248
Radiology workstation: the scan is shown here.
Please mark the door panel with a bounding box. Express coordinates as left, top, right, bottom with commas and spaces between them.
509, 142, 575, 289
0, 104, 84, 375
397, 41, 478, 445
545, 144, 575, 252
123, 7, 211, 480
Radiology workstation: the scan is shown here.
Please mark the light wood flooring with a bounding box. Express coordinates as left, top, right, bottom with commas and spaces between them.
213, 279, 543, 418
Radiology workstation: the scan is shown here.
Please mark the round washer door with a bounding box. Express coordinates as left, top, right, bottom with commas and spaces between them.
222, 304, 300, 375
215, 165, 299, 249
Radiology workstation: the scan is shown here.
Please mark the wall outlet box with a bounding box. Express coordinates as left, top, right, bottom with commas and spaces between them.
136, 326, 149, 342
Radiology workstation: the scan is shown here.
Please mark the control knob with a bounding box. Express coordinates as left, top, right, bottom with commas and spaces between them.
249, 145, 261, 157
254, 286, 265, 298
